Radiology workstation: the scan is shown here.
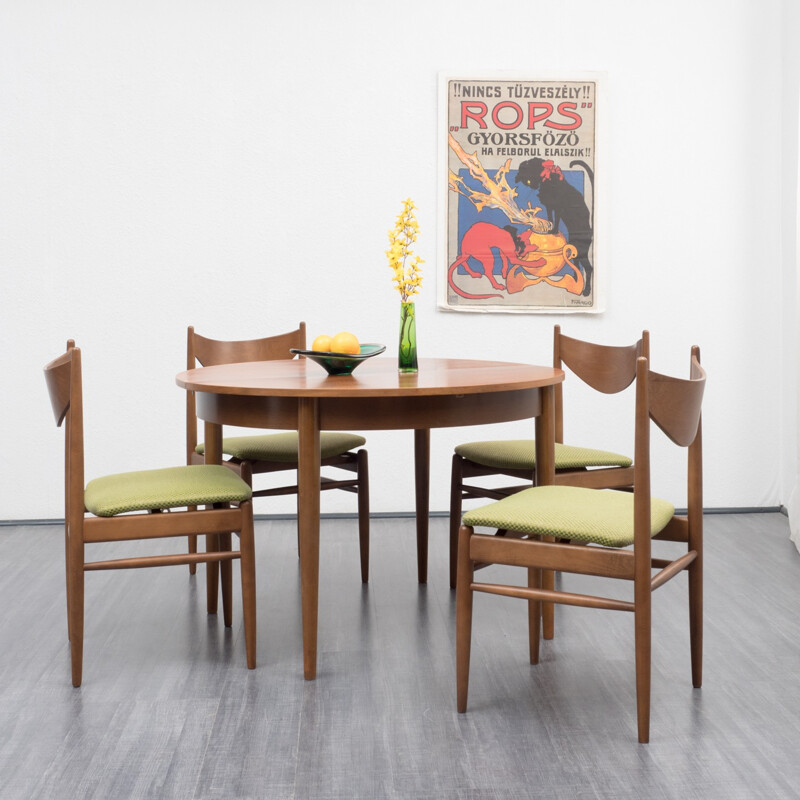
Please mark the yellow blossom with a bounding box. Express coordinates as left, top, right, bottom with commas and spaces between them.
386, 199, 424, 302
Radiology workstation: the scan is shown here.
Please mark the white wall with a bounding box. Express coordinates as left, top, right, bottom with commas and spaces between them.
1, 0, 791, 520
785, 0, 800, 550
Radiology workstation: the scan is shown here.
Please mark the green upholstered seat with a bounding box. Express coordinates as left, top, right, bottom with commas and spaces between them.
195, 431, 366, 463
84, 464, 252, 517
462, 485, 674, 548
454, 439, 632, 471
195, 431, 367, 463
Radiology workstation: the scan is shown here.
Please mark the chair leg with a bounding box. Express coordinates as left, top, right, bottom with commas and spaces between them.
449, 454, 463, 589
188, 529, 198, 575
206, 533, 220, 615
64, 524, 72, 642
67, 538, 84, 688
528, 566, 541, 665
239, 502, 257, 669
634, 588, 652, 744
541, 536, 555, 640
219, 531, 233, 628
689, 549, 703, 688
357, 449, 370, 583
295, 490, 301, 558
456, 525, 474, 713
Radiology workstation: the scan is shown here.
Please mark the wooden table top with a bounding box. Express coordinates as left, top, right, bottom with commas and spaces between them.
176, 356, 564, 399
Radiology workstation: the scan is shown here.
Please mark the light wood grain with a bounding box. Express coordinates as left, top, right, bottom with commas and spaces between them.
180, 357, 563, 681
44, 344, 257, 686
184, 324, 370, 585
176, 357, 564, 398
456, 351, 706, 743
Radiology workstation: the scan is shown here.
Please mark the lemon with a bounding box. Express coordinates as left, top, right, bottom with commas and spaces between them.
330, 331, 360, 355
311, 334, 332, 352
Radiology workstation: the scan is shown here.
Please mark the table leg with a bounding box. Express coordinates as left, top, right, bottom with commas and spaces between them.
414, 428, 430, 584
535, 385, 556, 640
204, 421, 223, 616
298, 398, 321, 680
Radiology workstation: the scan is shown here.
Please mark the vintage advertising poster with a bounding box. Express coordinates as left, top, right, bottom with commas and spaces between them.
440, 74, 602, 313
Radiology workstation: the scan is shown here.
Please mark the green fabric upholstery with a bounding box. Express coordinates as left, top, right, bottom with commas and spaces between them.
455, 439, 632, 471
196, 432, 366, 462
462, 485, 675, 548
84, 465, 252, 517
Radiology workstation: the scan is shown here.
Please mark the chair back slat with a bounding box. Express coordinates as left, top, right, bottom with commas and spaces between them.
44, 351, 73, 427
553, 325, 649, 445
646, 353, 706, 447
44, 343, 85, 533
555, 326, 649, 395
186, 323, 308, 456
191, 323, 306, 367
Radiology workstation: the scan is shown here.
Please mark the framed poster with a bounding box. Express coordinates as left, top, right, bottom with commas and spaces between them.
439, 73, 604, 313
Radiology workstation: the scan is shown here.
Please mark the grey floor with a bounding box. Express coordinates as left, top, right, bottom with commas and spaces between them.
1, 513, 799, 800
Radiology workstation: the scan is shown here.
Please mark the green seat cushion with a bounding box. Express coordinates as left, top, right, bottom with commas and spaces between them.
455, 439, 632, 471
462, 485, 675, 548
196, 431, 366, 462
84, 465, 252, 517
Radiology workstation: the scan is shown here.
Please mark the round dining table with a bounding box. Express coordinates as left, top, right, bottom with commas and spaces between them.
176, 355, 564, 680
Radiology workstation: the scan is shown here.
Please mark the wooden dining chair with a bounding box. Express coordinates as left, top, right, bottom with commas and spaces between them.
449, 325, 649, 589
456, 347, 705, 743
186, 323, 371, 581
45, 342, 257, 686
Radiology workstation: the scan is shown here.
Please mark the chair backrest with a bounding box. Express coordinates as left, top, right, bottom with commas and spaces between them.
633, 347, 705, 553
44, 341, 85, 537
553, 325, 650, 443
185, 323, 307, 456
647, 346, 705, 448
189, 323, 307, 368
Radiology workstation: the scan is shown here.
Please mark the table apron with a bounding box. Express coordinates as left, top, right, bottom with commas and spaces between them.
195, 388, 542, 431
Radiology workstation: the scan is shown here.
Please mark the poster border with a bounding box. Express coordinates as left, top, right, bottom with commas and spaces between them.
437, 70, 608, 315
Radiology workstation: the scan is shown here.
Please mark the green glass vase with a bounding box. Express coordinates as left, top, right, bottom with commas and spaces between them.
398, 301, 418, 373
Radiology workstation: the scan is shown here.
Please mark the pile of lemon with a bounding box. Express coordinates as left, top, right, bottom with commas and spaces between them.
312, 331, 360, 355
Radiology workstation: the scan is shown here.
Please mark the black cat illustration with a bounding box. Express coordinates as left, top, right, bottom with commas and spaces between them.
515, 157, 594, 297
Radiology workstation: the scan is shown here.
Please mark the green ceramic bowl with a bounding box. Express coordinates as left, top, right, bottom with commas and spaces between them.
290, 343, 386, 376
